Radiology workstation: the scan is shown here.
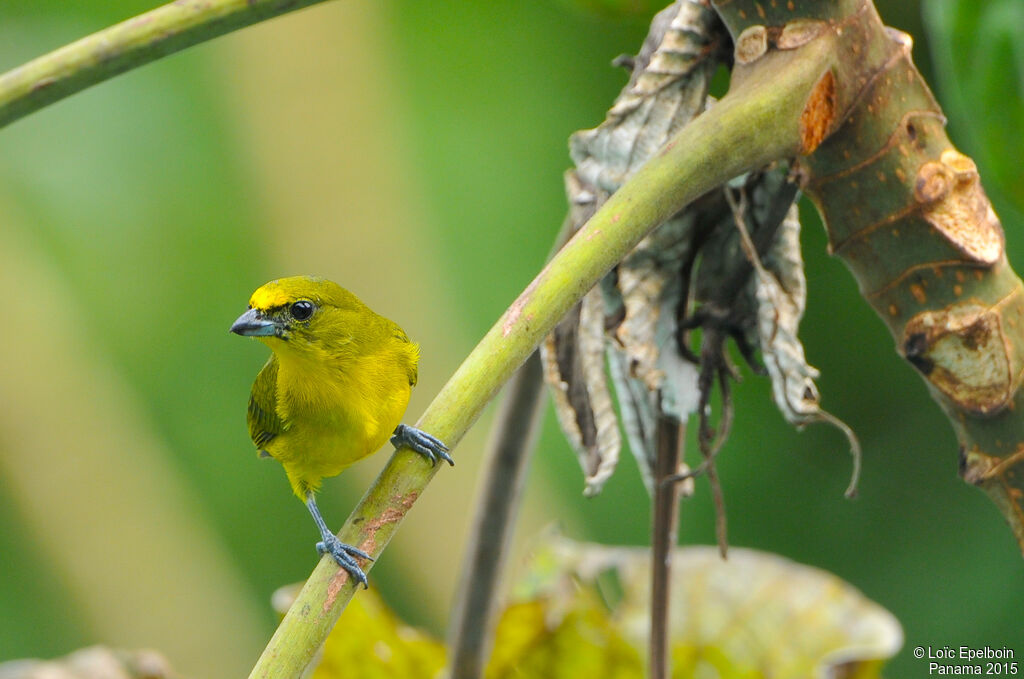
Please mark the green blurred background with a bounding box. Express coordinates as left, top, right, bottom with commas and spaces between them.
0, 1, 1021, 676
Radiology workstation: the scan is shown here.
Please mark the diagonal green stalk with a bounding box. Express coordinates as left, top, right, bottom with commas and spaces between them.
248, 38, 834, 678
0, 0, 331, 129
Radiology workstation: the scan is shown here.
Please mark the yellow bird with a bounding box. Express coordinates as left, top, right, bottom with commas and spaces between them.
230, 276, 451, 586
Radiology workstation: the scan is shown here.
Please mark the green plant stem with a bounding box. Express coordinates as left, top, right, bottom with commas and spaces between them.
247, 37, 833, 678
0, 0, 330, 129
446, 351, 546, 679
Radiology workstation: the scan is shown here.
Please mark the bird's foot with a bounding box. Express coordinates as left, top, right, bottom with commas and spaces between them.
392, 423, 453, 466
316, 534, 373, 589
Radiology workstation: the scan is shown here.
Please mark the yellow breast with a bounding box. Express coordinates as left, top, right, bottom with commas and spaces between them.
269, 339, 416, 496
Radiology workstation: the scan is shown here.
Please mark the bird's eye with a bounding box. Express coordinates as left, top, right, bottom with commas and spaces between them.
291, 300, 315, 321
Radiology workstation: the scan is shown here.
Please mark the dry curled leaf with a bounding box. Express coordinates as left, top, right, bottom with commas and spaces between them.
542, 0, 726, 494
726, 185, 862, 496
544, 1, 859, 523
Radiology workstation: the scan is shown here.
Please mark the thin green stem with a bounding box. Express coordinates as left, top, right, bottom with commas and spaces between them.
446, 352, 546, 679
0, 0, 330, 129
248, 37, 833, 678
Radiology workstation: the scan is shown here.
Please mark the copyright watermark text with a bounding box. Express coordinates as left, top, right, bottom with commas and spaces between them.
912, 645, 1018, 675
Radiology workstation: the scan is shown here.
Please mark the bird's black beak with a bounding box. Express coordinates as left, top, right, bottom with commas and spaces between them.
230, 308, 279, 337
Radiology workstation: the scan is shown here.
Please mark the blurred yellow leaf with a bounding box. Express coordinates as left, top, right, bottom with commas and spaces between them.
487, 596, 644, 679
277, 535, 900, 679
273, 585, 445, 679
508, 535, 903, 679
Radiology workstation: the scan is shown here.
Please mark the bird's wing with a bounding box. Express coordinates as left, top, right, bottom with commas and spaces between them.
394, 327, 419, 387
248, 355, 284, 451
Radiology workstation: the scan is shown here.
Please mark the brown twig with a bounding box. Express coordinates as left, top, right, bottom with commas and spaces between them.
446, 352, 545, 679
650, 413, 685, 679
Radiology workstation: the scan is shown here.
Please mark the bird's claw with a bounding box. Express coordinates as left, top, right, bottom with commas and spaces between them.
392, 424, 454, 466
316, 534, 373, 589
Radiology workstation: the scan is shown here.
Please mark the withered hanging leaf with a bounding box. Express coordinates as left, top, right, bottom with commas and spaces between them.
542, 0, 726, 495
727, 188, 862, 496
546, 1, 858, 506
605, 215, 703, 492
571, 0, 725, 193
542, 286, 622, 496
759, 208, 831, 420
543, 173, 622, 497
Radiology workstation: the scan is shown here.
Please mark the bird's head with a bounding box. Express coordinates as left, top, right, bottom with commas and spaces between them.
230, 276, 368, 355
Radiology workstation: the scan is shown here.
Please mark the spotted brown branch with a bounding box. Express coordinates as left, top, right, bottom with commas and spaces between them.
716, 0, 1024, 548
